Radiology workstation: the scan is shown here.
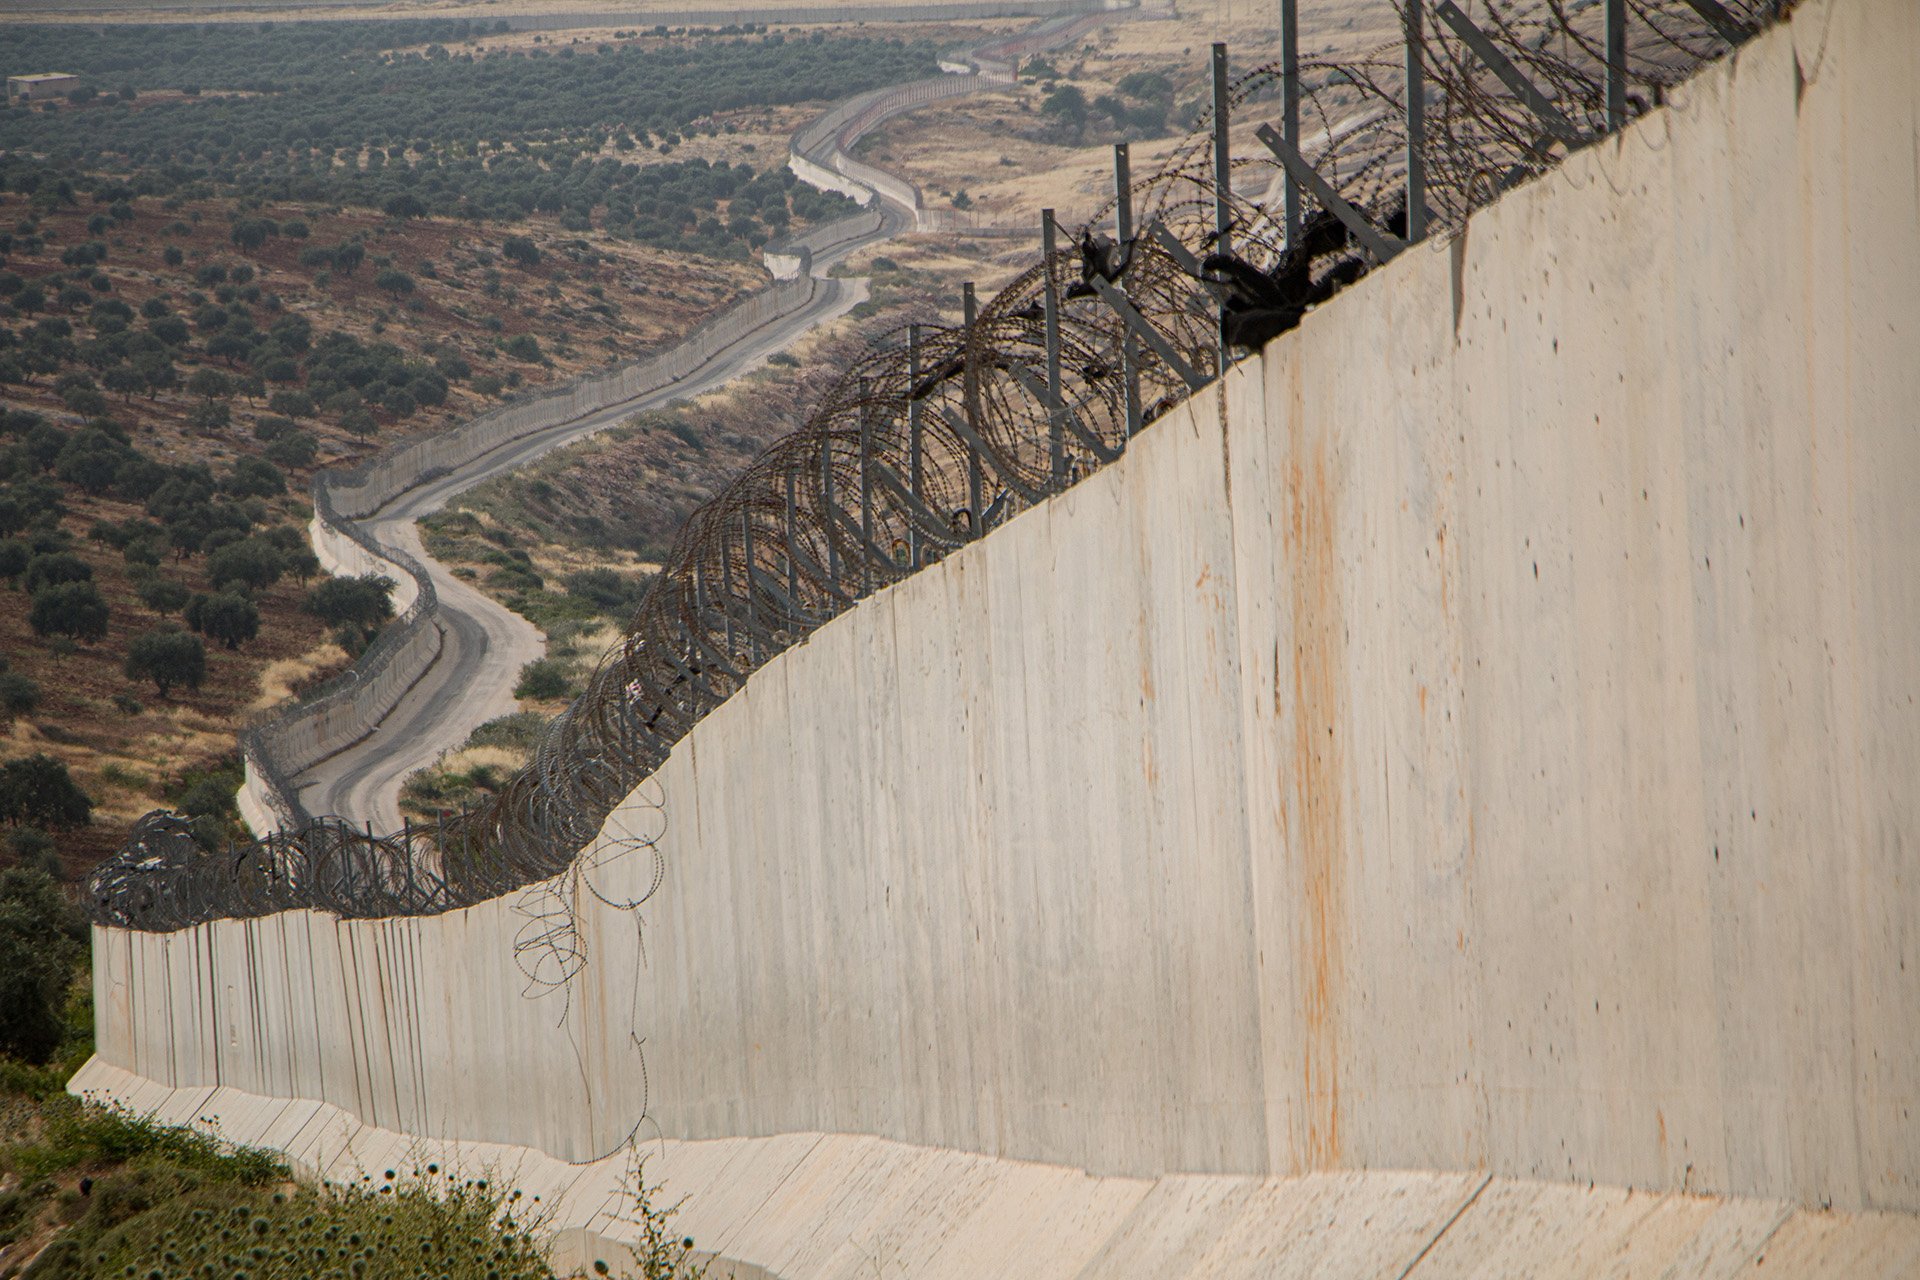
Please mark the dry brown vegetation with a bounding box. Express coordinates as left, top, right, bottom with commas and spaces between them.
853, 2, 1400, 229
2, 191, 756, 465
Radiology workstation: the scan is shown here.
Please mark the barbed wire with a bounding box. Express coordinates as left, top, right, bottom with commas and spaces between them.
89, 0, 1784, 933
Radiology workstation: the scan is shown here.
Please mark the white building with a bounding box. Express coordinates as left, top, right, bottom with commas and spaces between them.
7, 74, 81, 104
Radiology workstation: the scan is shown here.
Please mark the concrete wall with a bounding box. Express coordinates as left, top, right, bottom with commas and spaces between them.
309, 510, 419, 614
788, 152, 874, 205
91, 0, 1920, 1219
323, 277, 817, 522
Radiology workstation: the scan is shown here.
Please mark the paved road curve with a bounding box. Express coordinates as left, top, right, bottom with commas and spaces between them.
296, 206, 907, 831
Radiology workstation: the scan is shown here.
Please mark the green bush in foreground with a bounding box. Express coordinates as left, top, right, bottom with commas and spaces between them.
25, 1168, 556, 1280
0, 1091, 706, 1279
0, 867, 87, 1065
514, 658, 575, 702
2, 1105, 557, 1277
5, 1097, 286, 1188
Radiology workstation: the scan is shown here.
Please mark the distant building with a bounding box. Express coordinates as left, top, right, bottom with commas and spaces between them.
7, 74, 81, 104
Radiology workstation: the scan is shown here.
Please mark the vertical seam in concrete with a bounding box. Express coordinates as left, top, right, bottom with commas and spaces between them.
247, 925, 264, 1089
1213, 338, 1269, 1174
161, 935, 177, 1086
373, 926, 403, 1130
203, 928, 220, 1086
1391, 1172, 1493, 1280
406, 925, 432, 1140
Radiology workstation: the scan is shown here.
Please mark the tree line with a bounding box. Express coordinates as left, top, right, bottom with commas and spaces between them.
0, 25, 937, 259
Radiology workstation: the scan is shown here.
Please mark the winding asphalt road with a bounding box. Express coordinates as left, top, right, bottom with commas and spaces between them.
296, 204, 908, 832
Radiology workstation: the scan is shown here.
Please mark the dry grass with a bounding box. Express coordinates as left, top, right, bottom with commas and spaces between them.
846, 0, 1402, 231
246, 641, 351, 713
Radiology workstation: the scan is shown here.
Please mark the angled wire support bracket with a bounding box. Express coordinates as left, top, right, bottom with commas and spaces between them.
1148, 224, 1230, 305
1433, 0, 1586, 145
829, 504, 907, 575
1007, 363, 1123, 465
936, 405, 1050, 505
1253, 123, 1409, 265
867, 460, 971, 547
1085, 276, 1208, 392
1679, 0, 1755, 45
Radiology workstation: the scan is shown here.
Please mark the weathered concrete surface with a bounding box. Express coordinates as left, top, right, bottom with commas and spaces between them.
85, 0, 1920, 1246
68, 1058, 1920, 1280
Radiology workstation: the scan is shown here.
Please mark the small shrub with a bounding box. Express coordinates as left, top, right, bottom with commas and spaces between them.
304, 574, 393, 645
464, 711, 549, 752
0, 867, 87, 1062
0, 755, 92, 829
264, 430, 317, 468
514, 657, 574, 701
0, 670, 42, 720
184, 590, 259, 650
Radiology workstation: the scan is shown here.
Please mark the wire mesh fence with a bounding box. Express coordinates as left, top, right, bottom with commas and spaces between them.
90, 0, 1787, 932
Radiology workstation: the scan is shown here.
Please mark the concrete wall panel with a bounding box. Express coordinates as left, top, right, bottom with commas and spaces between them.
612, 383, 1268, 1176
84, 0, 1920, 1222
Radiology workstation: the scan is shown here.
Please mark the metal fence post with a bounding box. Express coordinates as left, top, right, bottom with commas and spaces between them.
1605, 0, 1627, 132
858, 376, 875, 594
1405, 0, 1427, 242
784, 469, 800, 605
820, 437, 841, 586
1042, 209, 1065, 486
907, 323, 924, 566
1211, 42, 1233, 369
1113, 143, 1141, 437
717, 533, 738, 656
740, 507, 758, 653
1280, 0, 1301, 249
963, 280, 983, 537
1211, 42, 1232, 256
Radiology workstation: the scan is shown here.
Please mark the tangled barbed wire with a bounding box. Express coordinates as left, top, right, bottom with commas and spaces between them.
89, 0, 1782, 932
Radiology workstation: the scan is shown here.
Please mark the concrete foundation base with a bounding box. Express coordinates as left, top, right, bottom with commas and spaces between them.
68, 1058, 1920, 1280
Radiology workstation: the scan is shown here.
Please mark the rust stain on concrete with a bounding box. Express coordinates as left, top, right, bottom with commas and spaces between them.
1284, 382, 1347, 1171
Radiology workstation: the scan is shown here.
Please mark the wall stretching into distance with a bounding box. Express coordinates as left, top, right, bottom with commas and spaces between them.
91, 0, 1920, 1216
233, 276, 824, 831
231, 6, 1109, 833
